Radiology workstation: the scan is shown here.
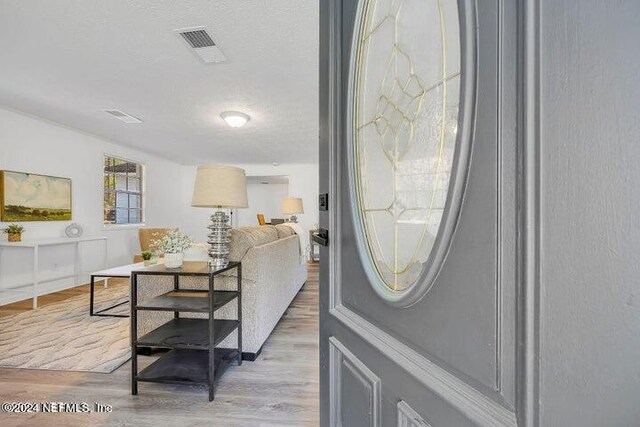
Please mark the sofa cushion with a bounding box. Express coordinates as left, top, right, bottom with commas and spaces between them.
275, 224, 296, 238
228, 225, 279, 261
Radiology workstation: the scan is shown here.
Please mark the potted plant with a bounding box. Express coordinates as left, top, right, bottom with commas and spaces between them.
141, 250, 155, 266
153, 230, 192, 268
3, 224, 24, 242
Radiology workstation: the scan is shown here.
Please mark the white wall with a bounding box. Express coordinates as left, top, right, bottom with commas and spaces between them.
181, 163, 319, 242
236, 182, 289, 227
0, 107, 184, 294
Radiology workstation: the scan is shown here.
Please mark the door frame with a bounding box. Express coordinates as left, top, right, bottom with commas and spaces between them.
319, 0, 541, 425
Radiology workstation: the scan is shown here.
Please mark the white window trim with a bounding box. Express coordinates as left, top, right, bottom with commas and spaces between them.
102, 153, 147, 228
103, 223, 147, 231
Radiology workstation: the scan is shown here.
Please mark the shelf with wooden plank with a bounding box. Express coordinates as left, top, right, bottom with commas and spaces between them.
136, 318, 239, 350
137, 348, 239, 386
135, 289, 238, 313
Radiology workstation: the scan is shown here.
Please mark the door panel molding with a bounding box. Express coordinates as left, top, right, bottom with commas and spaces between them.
497, 0, 519, 407
331, 305, 517, 427
331, 0, 513, 392
324, 0, 516, 423
336, 0, 515, 394
518, 0, 542, 425
330, 336, 381, 427
397, 400, 432, 427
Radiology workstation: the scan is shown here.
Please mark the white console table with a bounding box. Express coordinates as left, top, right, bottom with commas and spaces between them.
0, 236, 107, 308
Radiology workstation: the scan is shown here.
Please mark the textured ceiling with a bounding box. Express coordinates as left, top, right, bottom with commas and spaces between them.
0, 0, 319, 164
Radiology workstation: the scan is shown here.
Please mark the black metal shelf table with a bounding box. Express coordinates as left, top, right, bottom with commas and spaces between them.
130, 261, 242, 401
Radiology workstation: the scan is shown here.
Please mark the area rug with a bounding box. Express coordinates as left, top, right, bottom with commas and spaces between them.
0, 284, 130, 373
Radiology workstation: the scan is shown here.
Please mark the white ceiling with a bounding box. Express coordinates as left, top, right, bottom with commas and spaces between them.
0, 0, 319, 165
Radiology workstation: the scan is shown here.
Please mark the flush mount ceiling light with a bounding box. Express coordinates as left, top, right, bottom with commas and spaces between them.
221, 111, 250, 128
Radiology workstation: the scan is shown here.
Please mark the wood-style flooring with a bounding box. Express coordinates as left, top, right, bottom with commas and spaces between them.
0, 263, 319, 427
0, 279, 114, 318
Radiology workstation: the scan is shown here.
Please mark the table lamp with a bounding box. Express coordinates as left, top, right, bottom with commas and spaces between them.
282, 197, 304, 223
191, 165, 248, 268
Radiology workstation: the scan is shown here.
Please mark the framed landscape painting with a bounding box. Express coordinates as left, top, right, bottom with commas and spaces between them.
0, 171, 72, 221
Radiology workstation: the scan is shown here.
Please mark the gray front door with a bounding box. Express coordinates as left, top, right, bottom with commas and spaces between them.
319, 0, 530, 426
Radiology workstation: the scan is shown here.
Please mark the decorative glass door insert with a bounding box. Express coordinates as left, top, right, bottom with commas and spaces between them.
349, 0, 465, 302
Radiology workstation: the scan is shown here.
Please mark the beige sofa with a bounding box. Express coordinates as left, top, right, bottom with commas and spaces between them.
136, 224, 307, 360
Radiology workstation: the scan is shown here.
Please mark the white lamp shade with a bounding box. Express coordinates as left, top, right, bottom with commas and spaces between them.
191, 165, 249, 208
282, 197, 304, 214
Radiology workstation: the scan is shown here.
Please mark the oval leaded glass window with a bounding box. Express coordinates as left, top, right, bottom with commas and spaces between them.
348, 0, 470, 304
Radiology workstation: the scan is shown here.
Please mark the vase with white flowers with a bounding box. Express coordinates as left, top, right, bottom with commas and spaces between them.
154, 230, 192, 268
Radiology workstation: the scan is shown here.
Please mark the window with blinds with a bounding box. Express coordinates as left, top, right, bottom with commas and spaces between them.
103, 156, 144, 225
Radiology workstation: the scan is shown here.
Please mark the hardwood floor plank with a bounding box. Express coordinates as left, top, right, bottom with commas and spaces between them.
0, 279, 121, 318
0, 263, 320, 426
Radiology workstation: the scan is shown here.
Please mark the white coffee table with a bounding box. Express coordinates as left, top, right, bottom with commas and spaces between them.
90, 262, 149, 317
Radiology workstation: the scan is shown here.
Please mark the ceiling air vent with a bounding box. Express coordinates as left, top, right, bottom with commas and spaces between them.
180, 29, 215, 49
103, 109, 143, 124
174, 27, 227, 64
